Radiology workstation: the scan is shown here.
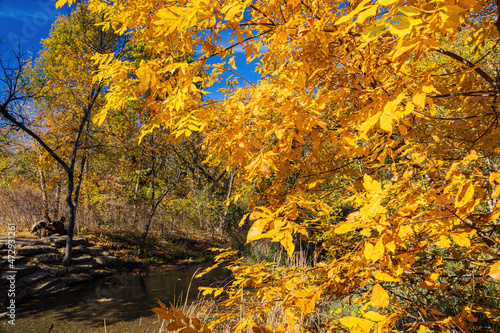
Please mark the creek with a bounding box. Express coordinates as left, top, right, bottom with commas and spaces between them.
5, 263, 230, 333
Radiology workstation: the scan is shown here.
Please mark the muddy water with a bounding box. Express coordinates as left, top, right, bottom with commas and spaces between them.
4, 264, 230, 333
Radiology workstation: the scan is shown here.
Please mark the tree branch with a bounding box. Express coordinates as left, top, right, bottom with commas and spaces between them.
436, 49, 497, 90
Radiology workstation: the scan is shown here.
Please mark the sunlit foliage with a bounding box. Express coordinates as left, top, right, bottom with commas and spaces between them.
57, 0, 500, 331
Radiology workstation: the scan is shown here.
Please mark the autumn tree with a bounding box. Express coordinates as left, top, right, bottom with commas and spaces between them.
60, 0, 500, 331
0, 4, 125, 265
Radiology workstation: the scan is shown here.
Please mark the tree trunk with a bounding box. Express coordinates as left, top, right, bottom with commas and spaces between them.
53, 179, 62, 219
37, 158, 50, 220
62, 170, 75, 266
137, 170, 182, 250
220, 169, 235, 232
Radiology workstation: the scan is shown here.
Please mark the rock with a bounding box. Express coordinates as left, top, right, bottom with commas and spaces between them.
41, 235, 62, 244
148, 250, 162, 257
19, 272, 50, 285
51, 236, 68, 248
0, 272, 15, 284
41, 265, 68, 277
53, 237, 88, 247
31, 278, 68, 297
2, 255, 28, 264
15, 280, 27, 288
39, 282, 68, 296
58, 245, 87, 255
17, 245, 57, 256
62, 274, 92, 285
31, 277, 60, 292
95, 255, 118, 266
87, 245, 105, 255
74, 245, 88, 254
73, 237, 89, 246
68, 261, 99, 274
11, 264, 37, 277
71, 254, 92, 263
33, 253, 61, 264
88, 269, 115, 277
13, 239, 44, 246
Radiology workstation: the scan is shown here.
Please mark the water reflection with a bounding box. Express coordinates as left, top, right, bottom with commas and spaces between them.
6, 264, 230, 333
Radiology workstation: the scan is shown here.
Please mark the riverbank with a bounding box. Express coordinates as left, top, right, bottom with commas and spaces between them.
0, 228, 229, 315
2, 262, 230, 333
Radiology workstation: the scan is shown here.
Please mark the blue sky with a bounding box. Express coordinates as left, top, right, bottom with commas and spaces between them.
0, 0, 68, 56
0, 0, 261, 99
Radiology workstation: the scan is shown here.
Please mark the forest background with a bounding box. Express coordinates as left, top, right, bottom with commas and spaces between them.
2, 0, 500, 332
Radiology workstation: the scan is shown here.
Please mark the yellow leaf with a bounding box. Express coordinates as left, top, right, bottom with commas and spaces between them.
404, 101, 415, 115
429, 273, 439, 282
488, 261, 500, 280
413, 92, 426, 109
223, 3, 243, 21
417, 325, 433, 333
386, 241, 396, 253
364, 242, 374, 261
247, 218, 271, 241
370, 237, 385, 262
421, 81, 440, 94
363, 174, 381, 192
373, 270, 400, 282
335, 0, 371, 25
489, 171, 500, 184
371, 283, 390, 308
399, 5, 421, 16
380, 112, 393, 132
335, 222, 356, 234
308, 180, 321, 189
55, 0, 76, 8
362, 24, 386, 43
390, 16, 412, 37
229, 56, 237, 70
357, 5, 377, 24
451, 233, 471, 247
281, 232, 295, 258
239, 213, 251, 227
378, 0, 397, 5
455, 183, 474, 208
437, 235, 451, 248
339, 316, 375, 333
364, 310, 386, 322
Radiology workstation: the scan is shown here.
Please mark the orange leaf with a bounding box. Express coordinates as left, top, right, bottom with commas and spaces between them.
191, 317, 202, 330
167, 321, 187, 331
488, 261, 500, 280
179, 328, 198, 333
151, 307, 174, 320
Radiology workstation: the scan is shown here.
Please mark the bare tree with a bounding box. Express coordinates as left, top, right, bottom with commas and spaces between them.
1, 4, 125, 265
0, 42, 103, 265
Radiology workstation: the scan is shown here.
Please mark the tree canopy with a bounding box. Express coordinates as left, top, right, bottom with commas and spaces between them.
52, 0, 500, 331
